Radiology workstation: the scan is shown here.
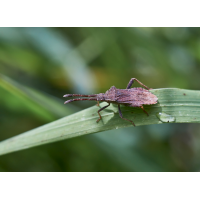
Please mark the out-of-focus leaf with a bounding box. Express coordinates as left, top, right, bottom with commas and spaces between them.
0, 27, 97, 93
0, 74, 73, 121
21, 28, 97, 93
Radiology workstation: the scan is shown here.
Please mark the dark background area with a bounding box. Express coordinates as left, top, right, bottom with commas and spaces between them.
0, 27, 200, 171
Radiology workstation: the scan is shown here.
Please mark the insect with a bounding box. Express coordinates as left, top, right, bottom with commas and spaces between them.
63, 78, 158, 126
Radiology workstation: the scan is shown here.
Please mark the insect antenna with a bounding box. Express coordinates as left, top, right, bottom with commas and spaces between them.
64, 97, 97, 104
63, 94, 97, 98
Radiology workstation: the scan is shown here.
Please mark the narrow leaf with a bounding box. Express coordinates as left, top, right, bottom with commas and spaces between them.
0, 88, 199, 156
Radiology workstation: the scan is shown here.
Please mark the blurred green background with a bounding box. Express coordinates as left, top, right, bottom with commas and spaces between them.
0, 27, 200, 172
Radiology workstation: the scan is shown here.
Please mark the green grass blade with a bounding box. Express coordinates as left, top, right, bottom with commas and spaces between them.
0, 88, 200, 156
22, 28, 97, 93
0, 74, 74, 121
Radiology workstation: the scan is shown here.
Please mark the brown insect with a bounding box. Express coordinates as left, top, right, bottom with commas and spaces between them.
63, 78, 158, 126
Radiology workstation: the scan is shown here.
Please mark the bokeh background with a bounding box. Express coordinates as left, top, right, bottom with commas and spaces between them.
0, 27, 200, 171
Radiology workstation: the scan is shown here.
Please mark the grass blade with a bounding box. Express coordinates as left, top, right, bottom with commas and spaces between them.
0, 88, 199, 156
0, 74, 74, 121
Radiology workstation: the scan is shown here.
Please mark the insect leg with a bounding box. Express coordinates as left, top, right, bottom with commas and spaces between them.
126, 78, 150, 90
96, 101, 100, 106
140, 105, 149, 116
118, 105, 135, 126
96, 103, 110, 123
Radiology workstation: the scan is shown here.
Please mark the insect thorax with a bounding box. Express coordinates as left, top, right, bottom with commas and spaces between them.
104, 86, 117, 101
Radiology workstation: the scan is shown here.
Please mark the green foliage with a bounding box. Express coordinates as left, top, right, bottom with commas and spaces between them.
1, 27, 200, 171
0, 88, 200, 157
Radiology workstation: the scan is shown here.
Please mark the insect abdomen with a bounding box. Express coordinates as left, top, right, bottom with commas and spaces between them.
116, 88, 158, 106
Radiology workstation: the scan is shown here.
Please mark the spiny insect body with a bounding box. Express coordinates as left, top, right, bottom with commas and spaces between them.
63, 78, 158, 126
